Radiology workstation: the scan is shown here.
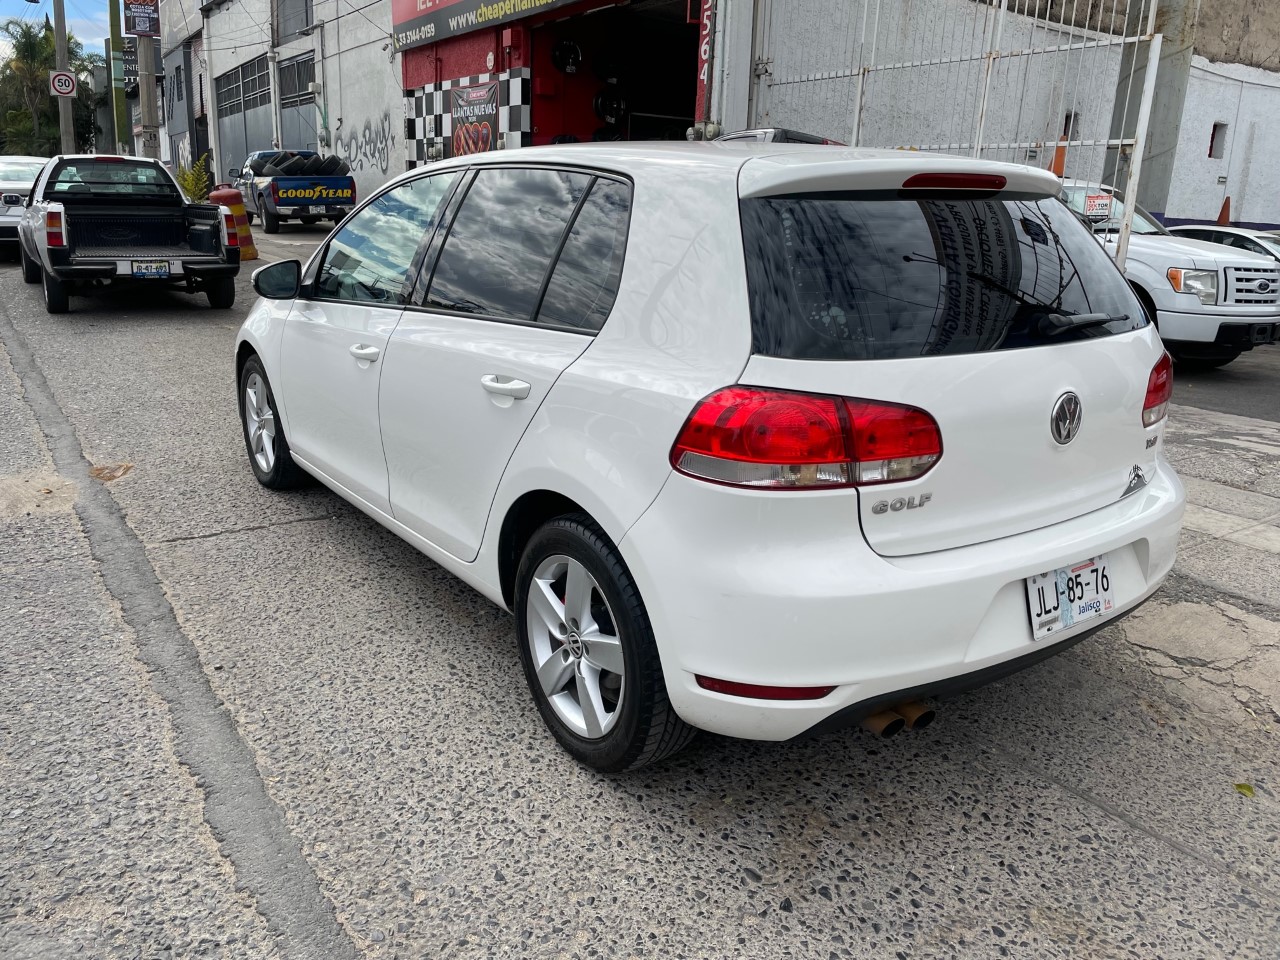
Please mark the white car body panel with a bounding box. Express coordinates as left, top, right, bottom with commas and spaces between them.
237, 144, 1186, 743
279, 299, 399, 512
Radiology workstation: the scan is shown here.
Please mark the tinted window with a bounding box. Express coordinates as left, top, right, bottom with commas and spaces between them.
316, 173, 457, 305
536, 178, 630, 331
427, 168, 590, 320
741, 193, 1145, 361
47, 159, 179, 200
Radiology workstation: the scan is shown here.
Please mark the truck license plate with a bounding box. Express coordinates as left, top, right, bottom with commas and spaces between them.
132, 260, 170, 279
1025, 554, 1115, 641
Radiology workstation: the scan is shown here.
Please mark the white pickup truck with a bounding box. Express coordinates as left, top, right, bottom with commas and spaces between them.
17, 155, 242, 315
1062, 181, 1280, 369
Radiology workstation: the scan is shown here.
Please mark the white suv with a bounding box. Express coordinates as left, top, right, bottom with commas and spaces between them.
237, 144, 1185, 771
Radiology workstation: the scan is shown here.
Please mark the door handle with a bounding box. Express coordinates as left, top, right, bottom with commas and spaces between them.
349, 343, 380, 362
480, 375, 531, 400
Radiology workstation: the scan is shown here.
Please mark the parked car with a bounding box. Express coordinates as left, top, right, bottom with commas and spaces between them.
1166, 224, 1280, 262
18, 155, 242, 314
1061, 181, 1280, 368
231, 150, 356, 235
0, 155, 49, 255
716, 127, 845, 144
236, 144, 1184, 771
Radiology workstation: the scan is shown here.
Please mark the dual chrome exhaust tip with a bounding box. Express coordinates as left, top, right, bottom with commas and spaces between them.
860, 701, 936, 738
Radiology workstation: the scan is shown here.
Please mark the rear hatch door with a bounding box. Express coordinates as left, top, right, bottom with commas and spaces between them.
737, 156, 1167, 557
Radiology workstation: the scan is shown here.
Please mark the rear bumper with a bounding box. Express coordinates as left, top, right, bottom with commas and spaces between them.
620, 458, 1185, 742
51, 253, 240, 281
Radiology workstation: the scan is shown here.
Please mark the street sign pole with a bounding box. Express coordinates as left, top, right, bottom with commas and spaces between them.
52, 0, 75, 153
137, 36, 160, 159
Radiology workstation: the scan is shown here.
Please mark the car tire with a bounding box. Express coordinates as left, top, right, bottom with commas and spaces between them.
238, 356, 308, 489
41, 267, 69, 314
20, 244, 40, 284
514, 514, 696, 772
261, 198, 280, 234
206, 277, 236, 309
245, 209, 254, 225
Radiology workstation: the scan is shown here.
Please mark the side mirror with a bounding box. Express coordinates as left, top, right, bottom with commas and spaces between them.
253, 259, 301, 300
229, 168, 242, 179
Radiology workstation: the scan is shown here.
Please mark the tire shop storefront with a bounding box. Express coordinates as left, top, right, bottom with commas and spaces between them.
396, 0, 713, 168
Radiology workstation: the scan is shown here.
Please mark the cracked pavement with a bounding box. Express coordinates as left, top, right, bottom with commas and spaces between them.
0, 249, 1278, 959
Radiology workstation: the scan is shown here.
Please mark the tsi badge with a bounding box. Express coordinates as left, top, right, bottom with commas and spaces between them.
872, 493, 932, 515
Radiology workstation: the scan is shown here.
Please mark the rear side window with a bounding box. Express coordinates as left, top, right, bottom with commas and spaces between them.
535, 178, 630, 331
741, 193, 1145, 361
427, 168, 591, 321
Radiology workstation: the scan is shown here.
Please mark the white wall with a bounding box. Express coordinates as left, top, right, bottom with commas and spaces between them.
204, 0, 399, 199
1165, 55, 1280, 226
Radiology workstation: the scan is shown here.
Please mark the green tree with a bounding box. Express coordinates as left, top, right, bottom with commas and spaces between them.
0, 17, 103, 155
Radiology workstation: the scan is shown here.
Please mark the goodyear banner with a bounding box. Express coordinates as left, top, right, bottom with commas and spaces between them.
392, 0, 579, 51
449, 81, 499, 157
275, 181, 357, 203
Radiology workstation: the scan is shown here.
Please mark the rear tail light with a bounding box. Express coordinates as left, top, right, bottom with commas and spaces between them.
901, 172, 1007, 191
269, 181, 279, 202
222, 209, 239, 247
670, 386, 942, 489
1143, 352, 1173, 427
45, 211, 64, 247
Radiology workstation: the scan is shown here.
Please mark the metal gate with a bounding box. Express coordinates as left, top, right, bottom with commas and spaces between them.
749, 0, 1163, 267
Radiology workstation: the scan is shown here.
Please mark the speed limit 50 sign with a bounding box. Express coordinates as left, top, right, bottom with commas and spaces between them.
49, 70, 77, 98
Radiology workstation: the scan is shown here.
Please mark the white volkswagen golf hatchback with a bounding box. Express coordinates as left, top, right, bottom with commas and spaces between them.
237, 143, 1185, 771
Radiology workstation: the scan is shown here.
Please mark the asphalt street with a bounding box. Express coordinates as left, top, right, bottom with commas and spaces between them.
1, 236, 1278, 960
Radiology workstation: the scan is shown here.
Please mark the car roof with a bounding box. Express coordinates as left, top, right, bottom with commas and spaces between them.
400, 142, 1061, 196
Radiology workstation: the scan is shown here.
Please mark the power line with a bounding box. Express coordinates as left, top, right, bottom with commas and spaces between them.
199, 0, 389, 54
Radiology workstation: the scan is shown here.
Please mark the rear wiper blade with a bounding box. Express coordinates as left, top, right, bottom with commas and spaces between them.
1038, 312, 1128, 335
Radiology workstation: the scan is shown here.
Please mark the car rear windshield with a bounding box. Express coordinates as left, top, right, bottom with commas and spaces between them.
45, 159, 180, 201
741, 191, 1146, 361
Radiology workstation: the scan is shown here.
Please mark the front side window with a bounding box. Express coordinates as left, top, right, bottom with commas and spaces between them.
315, 173, 458, 305
427, 167, 591, 321
741, 192, 1145, 361
535, 178, 631, 331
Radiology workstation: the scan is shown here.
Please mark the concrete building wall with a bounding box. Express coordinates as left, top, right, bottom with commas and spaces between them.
1194, 0, 1280, 71
1165, 55, 1280, 227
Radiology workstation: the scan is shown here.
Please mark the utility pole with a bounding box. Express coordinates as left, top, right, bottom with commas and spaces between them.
52, 0, 75, 153
108, 0, 129, 151
137, 37, 160, 158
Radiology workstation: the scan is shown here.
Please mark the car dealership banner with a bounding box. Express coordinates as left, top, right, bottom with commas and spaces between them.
392, 0, 579, 51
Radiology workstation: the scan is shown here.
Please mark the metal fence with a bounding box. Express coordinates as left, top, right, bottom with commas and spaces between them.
749, 0, 1164, 268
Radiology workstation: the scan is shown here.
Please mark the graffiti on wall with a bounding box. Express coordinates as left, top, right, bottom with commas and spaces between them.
336, 111, 397, 174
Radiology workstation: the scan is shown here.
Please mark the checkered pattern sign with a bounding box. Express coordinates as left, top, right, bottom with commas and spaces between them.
404, 69, 532, 168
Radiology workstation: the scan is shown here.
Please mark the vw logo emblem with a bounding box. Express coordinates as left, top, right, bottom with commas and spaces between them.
1051, 392, 1083, 445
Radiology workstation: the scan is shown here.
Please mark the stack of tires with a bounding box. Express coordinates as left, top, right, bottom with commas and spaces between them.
246, 153, 352, 234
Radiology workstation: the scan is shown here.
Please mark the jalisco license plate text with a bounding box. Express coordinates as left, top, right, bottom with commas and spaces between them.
1025, 555, 1115, 641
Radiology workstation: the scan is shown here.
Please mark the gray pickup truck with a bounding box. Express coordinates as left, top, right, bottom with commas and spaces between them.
18, 155, 242, 314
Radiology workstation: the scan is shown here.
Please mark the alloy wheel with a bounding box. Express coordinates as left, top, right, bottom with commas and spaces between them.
243, 372, 277, 473
525, 554, 626, 739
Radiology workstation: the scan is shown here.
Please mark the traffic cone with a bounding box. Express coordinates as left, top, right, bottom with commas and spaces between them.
209, 187, 258, 261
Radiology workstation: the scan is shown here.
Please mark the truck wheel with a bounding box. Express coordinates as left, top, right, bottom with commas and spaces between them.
42, 268, 69, 314
245, 210, 254, 225
206, 277, 236, 309
260, 197, 280, 235
20, 244, 40, 283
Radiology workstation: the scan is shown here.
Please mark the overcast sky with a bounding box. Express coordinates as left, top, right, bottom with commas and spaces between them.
0, 0, 112, 60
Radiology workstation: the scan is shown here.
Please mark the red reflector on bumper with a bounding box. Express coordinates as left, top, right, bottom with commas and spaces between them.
696, 676, 835, 701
